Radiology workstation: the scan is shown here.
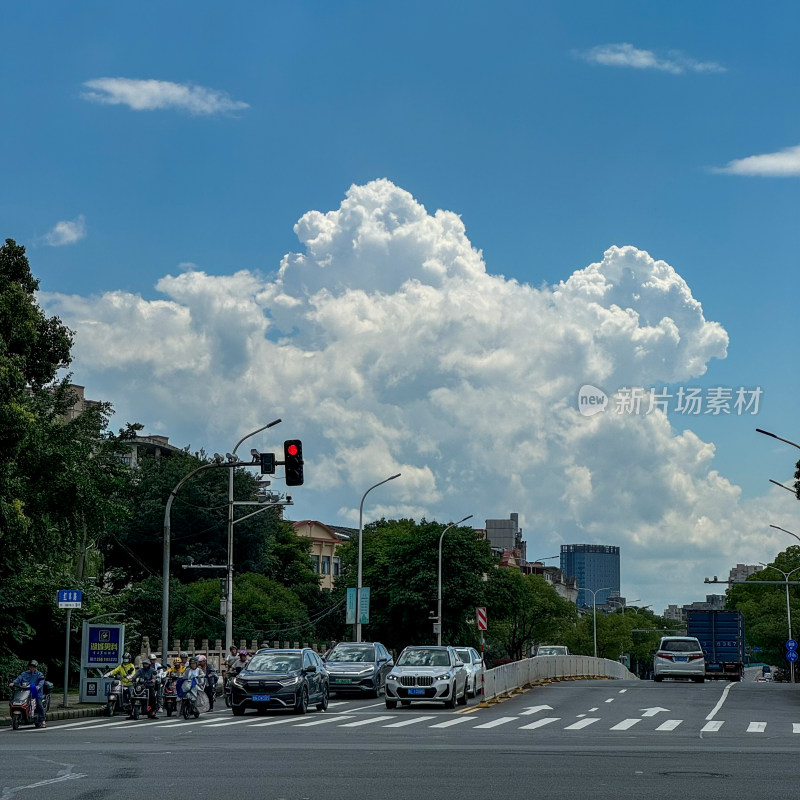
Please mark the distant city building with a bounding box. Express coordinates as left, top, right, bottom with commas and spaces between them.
61, 384, 102, 421
485, 513, 526, 562
292, 520, 344, 590
729, 563, 764, 584
527, 563, 579, 604
662, 594, 726, 623
663, 605, 683, 621
560, 544, 620, 607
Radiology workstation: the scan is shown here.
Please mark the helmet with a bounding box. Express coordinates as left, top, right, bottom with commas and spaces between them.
179, 651, 189, 659
123, 652, 132, 662
149, 652, 158, 660
189, 657, 198, 665
28, 660, 39, 668
197, 655, 207, 663
172, 657, 182, 666
141, 658, 151, 666
239, 650, 247, 656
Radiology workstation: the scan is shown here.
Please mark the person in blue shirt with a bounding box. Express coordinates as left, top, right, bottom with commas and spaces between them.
10, 660, 47, 727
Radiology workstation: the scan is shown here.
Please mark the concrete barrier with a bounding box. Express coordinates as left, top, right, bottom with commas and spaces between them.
481, 655, 636, 702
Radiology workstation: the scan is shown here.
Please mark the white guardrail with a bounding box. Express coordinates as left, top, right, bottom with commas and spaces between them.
481, 655, 637, 702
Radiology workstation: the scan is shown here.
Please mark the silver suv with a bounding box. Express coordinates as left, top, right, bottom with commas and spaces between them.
385, 646, 468, 709
653, 636, 705, 682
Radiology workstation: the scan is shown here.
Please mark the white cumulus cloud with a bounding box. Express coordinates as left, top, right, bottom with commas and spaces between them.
576, 43, 725, 75
81, 78, 249, 115
43, 215, 86, 246
40, 180, 799, 611
714, 143, 800, 177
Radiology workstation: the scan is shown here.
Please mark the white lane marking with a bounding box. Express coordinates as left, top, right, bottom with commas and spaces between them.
656, 720, 683, 731
383, 716, 437, 728
701, 720, 724, 732
793, 723, 800, 734
564, 718, 600, 730
519, 717, 560, 731
576, 714, 586, 718
519, 705, 553, 715
248, 717, 306, 728
747, 721, 766, 733
610, 718, 640, 731
588, 707, 598, 712
44, 719, 111, 730
339, 715, 396, 727
293, 715, 355, 727
640, 707, 669, 717
473, 716, 518, 729
1, 772, 86, 794
705, 681, 736, 721
348, 701, 387, 712
429, 717, 471, 728
604, 698, 614, 704
618, 689, 627, 694
205, 717, 266, 727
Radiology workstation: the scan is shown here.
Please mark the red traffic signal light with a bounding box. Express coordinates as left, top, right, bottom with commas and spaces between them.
283, 440, 304, 486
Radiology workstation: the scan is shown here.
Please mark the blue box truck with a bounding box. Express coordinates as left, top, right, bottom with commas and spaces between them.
686, 610, 746, 681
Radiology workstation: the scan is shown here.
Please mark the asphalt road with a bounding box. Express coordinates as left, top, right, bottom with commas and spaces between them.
2, 677, 799, 800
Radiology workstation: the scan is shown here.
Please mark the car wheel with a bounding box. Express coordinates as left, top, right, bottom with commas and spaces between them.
457, 681, 468, 706
444, 683, 457, 709
385, 699, 397, 709
316, 685, 329, 712
653, 675, 663, 682
231, 705, 245, 717
295, 686, 309, 715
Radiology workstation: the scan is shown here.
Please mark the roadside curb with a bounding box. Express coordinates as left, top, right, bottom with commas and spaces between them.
0, 706, 105, 727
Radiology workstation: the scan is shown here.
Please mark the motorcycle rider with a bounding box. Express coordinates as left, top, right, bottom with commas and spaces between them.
167, 656, 185, 677
225, 645, 239, 671
104, 652, 136, 709
196, 655, 217, 711
10, 660, 47, 728
149, 652, 163, 673
229, 649, 250, 675
130, 657, 160, 718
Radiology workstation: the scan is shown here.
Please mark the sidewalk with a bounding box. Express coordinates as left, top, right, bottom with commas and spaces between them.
1, 692, 105, 727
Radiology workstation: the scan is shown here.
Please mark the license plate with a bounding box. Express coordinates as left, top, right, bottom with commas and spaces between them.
674, 657, 687, 662
251, 694, 271, 702
333, 678, 351, 684
407, 688, 426, 696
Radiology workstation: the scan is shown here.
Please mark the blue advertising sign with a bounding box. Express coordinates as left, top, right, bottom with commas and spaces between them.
786, 639, 797, 651
86, 625, 122, 666
346, 588, 357, 625
359, 587, 370, 625
786, 650, 798, 663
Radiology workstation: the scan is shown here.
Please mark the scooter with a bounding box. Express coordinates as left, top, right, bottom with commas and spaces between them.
105, 679, 133, 717
130, 676, 159, 720
161, 674, 178, 717
179, 675, 207, 719
9, 681, 50, 730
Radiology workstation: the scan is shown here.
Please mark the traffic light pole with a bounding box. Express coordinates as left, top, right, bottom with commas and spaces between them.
225, 421, 281, 651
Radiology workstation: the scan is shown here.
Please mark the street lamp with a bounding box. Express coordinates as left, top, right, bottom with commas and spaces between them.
770, 524, 800, 545
436, 515, 473, 645
579, 586, 615, 659
758, 561, 800, 683
756, 429, 800, 450
225, 421, 281, 649
355, 473, 401, 642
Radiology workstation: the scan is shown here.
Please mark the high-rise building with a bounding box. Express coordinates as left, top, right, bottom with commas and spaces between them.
729, 564, 763, 584
560, 544, 620, 607
485, 513, 526, 562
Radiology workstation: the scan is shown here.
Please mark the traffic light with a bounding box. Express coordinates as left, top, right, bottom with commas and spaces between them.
260, 452, 275, 474
284, 439, 304, 486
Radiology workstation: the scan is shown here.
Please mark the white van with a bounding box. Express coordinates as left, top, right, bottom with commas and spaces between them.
536, 645, 569, 656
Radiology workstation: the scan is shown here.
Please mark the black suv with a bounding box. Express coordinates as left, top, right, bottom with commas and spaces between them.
230, 648, 329, 715
323, 641, 394, 697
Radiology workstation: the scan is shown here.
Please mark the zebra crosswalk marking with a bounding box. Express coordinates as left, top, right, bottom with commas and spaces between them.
701, 721, 724, 732
339, 715, 396, 727
473, 717, 518, 729
518, 717, 560, 731
294, 715, 355, 727
564, 718, 600, 730
655, 720, 682, 731
747, 722, 766, 733
609, 718, 640, 731
428, 717, 471, 728
383, 716, 437, 728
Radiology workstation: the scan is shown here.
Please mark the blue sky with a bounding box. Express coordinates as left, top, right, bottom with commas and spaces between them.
3, 1, 799, 611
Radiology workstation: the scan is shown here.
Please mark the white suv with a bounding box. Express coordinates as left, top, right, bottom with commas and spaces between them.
385, 646, 468, 709
653, 636, 705, 682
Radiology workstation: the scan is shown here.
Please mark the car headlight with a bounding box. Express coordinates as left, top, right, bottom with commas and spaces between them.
435, 672, 452, 681
356, 667, 374, 676
387, 673, 401, 681
232, 677, 243, 687
279, 676, 301, 686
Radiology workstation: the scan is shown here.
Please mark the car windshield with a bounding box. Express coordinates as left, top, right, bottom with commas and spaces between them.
328, 646, 375, 662
660, 640, 701, 653
538, 647, 564, 655
397, 649, 451, 667
455, 649, 471, 663
247, 654, 302, 673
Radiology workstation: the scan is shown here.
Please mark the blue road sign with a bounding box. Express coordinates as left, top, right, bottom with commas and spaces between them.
787, 650, 798, 663
786, 639, 797, 651
58, 589, 82, 608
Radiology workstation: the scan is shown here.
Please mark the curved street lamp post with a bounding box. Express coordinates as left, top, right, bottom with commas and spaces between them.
759, 561, 800, 683
579, 586, 615, 659
436, 515, 473, 646
355, 474, 401, 643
